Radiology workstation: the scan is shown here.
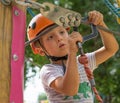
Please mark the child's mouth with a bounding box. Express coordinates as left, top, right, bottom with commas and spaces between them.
59, 44, 65, 48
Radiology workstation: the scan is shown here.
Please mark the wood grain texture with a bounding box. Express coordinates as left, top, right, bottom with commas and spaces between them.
0, 1, 26, 102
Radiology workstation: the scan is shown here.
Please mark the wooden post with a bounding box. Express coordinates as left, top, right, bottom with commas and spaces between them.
0, 1, 26, 103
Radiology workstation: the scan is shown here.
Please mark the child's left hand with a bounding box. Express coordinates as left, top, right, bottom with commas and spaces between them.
88, 10, 104, 26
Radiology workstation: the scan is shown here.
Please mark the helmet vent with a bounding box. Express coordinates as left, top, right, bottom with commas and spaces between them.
31, 22, 36, 29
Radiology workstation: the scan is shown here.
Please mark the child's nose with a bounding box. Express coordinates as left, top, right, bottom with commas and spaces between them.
56, 34, 63, 42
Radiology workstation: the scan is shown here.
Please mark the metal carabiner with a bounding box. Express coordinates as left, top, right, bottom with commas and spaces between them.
40, 2, 82, 28
40, 2, 98, 43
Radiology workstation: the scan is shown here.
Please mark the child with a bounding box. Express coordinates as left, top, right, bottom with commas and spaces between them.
27, 10, 119, 103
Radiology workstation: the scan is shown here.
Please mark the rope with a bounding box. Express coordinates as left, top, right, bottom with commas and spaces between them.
27, 7, 35, 17
104, 0, 120, 24
116, 0, 120, 24
25, 56, 41, 68
79, 55, 103, 103
97, 25, 120, 36
104, 0, 120, 17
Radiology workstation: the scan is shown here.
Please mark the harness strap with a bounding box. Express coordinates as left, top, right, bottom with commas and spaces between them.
79, 55, 103, 103
10, 6, 26, 103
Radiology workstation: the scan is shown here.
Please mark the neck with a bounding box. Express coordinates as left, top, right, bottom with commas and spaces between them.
48, 55, 68, 61
51, 59, 66, 65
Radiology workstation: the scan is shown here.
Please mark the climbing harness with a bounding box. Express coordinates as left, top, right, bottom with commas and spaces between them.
104, 0, 120, 24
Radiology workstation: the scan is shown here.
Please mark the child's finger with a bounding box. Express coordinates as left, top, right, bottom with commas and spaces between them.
88, 10, 103, 25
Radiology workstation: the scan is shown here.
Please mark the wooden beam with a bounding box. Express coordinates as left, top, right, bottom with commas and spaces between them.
0, 2, 12, 103
0, 1, 26, 103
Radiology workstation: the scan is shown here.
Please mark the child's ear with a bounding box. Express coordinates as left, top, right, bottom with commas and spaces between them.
37, 47, 45, 56
31, 43, 45, 56
34, 41, 40, 48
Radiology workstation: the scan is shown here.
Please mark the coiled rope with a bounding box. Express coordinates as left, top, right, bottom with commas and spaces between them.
79, 55, 103, 103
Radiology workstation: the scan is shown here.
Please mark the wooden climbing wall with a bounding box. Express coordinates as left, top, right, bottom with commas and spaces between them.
0, 1, 26, 103
0, 2, 12, 103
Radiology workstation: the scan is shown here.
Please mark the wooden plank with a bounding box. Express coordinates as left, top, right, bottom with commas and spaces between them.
0, 1, 26, 103
0, 2, 12, 103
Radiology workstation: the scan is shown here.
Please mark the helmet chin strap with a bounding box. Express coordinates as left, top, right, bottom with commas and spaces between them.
46, 55, 68, 61
38, 40, 67, 73
37, 39, 68, 61
46, 53, 67, 74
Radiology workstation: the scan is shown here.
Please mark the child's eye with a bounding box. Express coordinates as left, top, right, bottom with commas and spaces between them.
47, 35, 53, 40
60, 30, 65, 35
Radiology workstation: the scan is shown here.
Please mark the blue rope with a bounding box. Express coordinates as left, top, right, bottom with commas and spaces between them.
104, 0, 120, 17
27, 7, 35, 17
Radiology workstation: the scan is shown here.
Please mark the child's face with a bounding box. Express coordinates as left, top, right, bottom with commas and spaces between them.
40, 26, 69, 57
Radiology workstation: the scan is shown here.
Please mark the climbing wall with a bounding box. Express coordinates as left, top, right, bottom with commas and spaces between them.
0, 2, 12, 103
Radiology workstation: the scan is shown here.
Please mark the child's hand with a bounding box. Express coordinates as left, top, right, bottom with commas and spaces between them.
88, 10, 105, 26
68, 32, 83, 53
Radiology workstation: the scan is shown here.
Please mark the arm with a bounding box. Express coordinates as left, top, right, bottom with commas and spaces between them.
88, 11, 119, 66
50, 32, 82, 96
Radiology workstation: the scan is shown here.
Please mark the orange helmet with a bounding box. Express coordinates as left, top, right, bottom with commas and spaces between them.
27, 13, 58, 42
27, 13, 58, 54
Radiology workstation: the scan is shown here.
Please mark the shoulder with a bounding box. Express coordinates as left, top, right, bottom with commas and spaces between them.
40, 64, 64, 78
40, 64, 64, 86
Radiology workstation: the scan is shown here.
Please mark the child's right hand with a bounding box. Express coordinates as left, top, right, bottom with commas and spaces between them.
68, 31, 83, 54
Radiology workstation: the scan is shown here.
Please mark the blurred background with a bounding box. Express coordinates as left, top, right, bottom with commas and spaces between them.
24, 0, 120, 103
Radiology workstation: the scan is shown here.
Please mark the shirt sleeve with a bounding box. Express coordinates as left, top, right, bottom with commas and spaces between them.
86, 52, 97, 71
40, 64, 63, 87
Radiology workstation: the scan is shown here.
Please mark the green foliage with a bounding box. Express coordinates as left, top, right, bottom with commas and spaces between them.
25, 0, 120, 102
38, 93, 47, 102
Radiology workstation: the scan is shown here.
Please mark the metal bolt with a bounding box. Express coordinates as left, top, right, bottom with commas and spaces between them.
13, 54, 18, 61
14, 10, 19, 16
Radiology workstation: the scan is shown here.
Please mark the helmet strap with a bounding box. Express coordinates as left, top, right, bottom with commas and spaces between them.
38, 40, 68, 61
47, 55, 68, 61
